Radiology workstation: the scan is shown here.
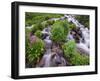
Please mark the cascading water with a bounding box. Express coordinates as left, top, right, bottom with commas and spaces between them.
65, 14, 90, 55
26, 14, 90, 67
39, 26, 53, 67
40, 26, 67, 67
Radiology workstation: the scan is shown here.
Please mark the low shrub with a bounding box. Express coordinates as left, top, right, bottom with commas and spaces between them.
70, 53, 89, 65
47, 20, 55, 25
26, 37, 45, 66
51, 20, 69, 43
62, 40, 89, 65
62, 40, 76, 58
31, 23, 44, 34
35, 30, 42, 38
25, 12, 63, 26
41, 21, 49, 28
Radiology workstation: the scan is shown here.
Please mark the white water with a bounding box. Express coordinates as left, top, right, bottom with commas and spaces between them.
40, 27, 53, 67
41, 26, 51, 35
39, 14, 90, 67
65, 14, 90, 55
27, 14, 90, 67
42, 49, 52, 67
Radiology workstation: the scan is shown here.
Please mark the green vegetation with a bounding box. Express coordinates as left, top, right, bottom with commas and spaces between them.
69, 23, 76, 30
25, 12, 90, 67
31, 23, 44, 34
70, 53, 89, 65
75, 15, 89, 28
51, 20, 69, 43
25, 12, 63, 26
62, 40, 76, 58
47, 20, 55, 25
62, 40, 89, 65
41, 21, 49, 28
35, 30, 42, 38
26, 37, 45, 65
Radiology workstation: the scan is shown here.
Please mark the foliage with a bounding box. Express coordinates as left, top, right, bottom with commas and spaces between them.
25, 33, 31, 60
26, 37, 45, 64
62, 20, 70, 35
51, 20, 69, 43
35, 30, 42, 38
25, 12, 63, 26
62, 40, 89, 65
75, 15, 89, 28
35, 23, 44, 30
41, 21, 49, 28
62, 40, 76, 58
69, 23, 76, 30
31, 23, 44, 34
47, 20, 55, 25
70, 53, 89, 65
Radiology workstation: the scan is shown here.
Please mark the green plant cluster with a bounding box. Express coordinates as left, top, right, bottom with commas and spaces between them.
25, 12, 90, 67
31, 20, 55, 35
31, 23, 43, 34
62, 40, 89, 65
41, 21, 49, 28
62, 40, 76, 58
26, 37, 45, 65
51, 20, 69, 43
70, 53, 89, 65
25, 12, 63, 26
35, 30, 42, 38
47, 20, 55, 25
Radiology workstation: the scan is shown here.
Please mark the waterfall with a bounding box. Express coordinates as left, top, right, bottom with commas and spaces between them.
27, 14, 90, 67
65, 14, 90, 55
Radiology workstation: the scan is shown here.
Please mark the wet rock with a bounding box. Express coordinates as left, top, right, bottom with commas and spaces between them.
42, 33, 49, 39
50, 53, 66, 66
38, 46, 67, 67
29, 35, 38, 44
67, 33, 74, 40
70, 27, 83, 43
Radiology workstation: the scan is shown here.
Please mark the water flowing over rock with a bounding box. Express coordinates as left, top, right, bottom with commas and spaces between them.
65, 14, 90, 55
42, 27, 51, 35
44, 36, 52, 49
27, 14, 90, 67
39, 26, 67, 67
76, 43, 89, 55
